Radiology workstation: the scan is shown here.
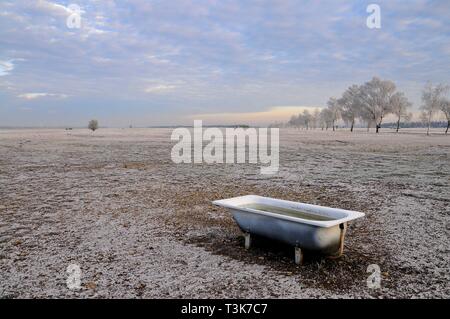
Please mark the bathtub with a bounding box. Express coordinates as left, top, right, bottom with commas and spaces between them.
212, 195, 365, 264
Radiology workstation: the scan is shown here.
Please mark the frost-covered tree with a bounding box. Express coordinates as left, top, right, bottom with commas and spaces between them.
301, 110, 312, 130
390, 91, 413, 132
288, 114, 299, 129
420, 82, 449, 135
311, 108, 321, 129
359, 77, 396, 133
338, 85, 361, 132
357, 106, 374, 131
319, 108, 334, 130
326, 97, 340, 131
419, 111, 429, 127
440, 98, 450, 134
88, 119, 99, 132
288, 110, 314, 130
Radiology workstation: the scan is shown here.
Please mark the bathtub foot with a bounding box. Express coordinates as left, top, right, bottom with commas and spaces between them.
337, 222, 347, 257
244, 232, 251, 250
294, 247, 303, 265
329, 222, 347, 259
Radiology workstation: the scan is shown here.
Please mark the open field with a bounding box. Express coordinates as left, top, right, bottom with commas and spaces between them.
0, 128, 449, 298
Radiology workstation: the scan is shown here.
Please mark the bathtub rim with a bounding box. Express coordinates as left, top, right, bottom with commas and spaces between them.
212, 195, 365, 228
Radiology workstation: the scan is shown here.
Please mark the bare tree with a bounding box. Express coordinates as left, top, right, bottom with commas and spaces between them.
88, 119, 99, 132
288, 110, 314, 130
338, 85, 361, 132
312, 108, 321, 129
440, 98, 450, 134
318, 110, 326, 130
390, 91, 412, 132
419, 111, 429, 127
420, 82, 449, 135
319, 108, 334, 130
288, 115, 300, 129
359, 77, 396, 133
326, 97, 340, 131
301, 110, 312, 130
357, 106, 373, 132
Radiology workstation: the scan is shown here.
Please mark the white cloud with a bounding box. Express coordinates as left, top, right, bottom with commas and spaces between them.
146, 55, 171, 65
18, 92, 68, 100
144, 84, 176, 93
35, 0, 83, 16
398, 18, 442, 30
0, 60, 14, 76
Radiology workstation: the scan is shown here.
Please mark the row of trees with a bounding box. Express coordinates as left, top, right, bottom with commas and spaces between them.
288, 77, 450, 134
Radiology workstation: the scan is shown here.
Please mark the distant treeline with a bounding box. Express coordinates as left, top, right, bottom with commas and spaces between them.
381, 121, 448, 129
148, 124, 250, 128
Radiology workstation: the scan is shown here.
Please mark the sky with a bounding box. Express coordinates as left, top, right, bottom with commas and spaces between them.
0, 0, 449, 127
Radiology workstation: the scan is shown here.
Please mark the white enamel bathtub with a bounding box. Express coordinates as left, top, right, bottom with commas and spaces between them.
213, 195, 365, 264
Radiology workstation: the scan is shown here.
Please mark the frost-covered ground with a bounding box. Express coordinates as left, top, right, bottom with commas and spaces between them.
0, 128, 449, 298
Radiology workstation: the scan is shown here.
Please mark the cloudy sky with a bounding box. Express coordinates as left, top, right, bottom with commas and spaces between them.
1, 0, 449, 127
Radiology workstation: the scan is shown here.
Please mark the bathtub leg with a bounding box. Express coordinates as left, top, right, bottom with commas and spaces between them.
329, 222, 347, 259
337, 222, 347, 257
244, 232, 251, 250
294, 247, 303, 265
